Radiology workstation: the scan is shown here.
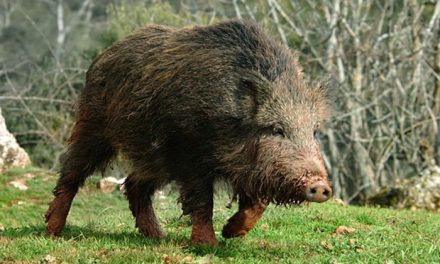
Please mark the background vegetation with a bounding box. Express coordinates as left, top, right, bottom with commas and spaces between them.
1, 0, 439, 203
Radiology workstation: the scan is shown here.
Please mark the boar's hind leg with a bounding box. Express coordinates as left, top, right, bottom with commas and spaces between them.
125, 175, 165, 239
181, 183, 217, 246
222, 194, 267, 238
45, 121, 115, 236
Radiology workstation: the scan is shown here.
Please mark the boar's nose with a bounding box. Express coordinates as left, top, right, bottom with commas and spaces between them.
305, 181, 332, 203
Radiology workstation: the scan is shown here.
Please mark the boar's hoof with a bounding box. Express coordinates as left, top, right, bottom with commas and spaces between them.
191, 236, 218, 246
138, 225, 166, 239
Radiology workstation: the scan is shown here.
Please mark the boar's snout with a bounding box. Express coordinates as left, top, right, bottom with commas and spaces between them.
305, 181, 332, 203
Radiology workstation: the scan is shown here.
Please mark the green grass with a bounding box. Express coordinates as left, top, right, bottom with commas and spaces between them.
1, 168, 439, 263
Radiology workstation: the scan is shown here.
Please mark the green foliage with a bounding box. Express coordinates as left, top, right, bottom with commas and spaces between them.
103, 1, 204, 47
0, 0, 96, 168
101, 0, 231, 44
1, 169, 439, 263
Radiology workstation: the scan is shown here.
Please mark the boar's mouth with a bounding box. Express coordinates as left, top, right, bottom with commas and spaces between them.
227, 159, 311, 205
221, 140, 329, 205
253, 169, 310, 205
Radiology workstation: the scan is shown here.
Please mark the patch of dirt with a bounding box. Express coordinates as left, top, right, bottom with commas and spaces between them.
7, 172, 38, 191
8, 178, 29, 190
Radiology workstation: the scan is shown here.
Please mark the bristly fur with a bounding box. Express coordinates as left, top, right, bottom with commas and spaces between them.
45, 19, 332, 242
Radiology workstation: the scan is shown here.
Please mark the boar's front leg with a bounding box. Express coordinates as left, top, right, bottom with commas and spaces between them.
222, 194, 267, 238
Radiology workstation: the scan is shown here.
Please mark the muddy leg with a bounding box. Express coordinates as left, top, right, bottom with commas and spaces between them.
45, 122, 114, 236
45, 188, 76, 236
125, 175, 164, 239
190, 204, 217, 246
222, 194, 267, 238
181, 185, 217, 246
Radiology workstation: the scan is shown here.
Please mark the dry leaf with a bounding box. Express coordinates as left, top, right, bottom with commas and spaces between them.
43, 255, 56, 264
335, 226, 355, 235
260, 223, 269, 231
23, 173, 35, 179
258, 239, 269, 248
182, 256, 194, 263
332, 198, 347, 206
8, 178, 28, 190
349, 238, 355, 246
198, 254, 214, 264
320, 240, 333, 250
162, 254, 193, 264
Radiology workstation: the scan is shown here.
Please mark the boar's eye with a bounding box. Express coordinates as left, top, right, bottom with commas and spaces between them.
313, 122, 321, 139
272, 124, 285, 137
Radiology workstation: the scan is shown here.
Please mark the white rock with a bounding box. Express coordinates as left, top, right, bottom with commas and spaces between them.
0, 107, 31, 173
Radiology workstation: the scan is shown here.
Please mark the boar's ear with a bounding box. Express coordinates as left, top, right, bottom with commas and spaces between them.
314, 76, 337, 107
310, 76, 336, 122
235, 69, 272, 108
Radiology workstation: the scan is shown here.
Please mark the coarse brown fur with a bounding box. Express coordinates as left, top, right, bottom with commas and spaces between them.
45, 19, 332, 246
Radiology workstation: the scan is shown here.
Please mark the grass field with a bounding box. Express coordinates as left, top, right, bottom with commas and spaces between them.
1, 167, 439, 263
